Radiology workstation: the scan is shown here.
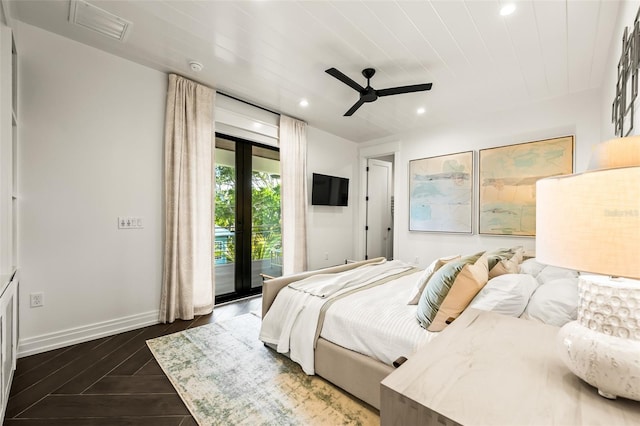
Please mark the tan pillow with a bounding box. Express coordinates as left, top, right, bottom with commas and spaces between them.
407, 255, 460, 305
511, 247, 525, 264
428, 253, 489, 331
488, 253, 519, 279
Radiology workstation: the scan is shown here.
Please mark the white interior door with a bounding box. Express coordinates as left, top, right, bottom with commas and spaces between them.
366, 158, 393, 260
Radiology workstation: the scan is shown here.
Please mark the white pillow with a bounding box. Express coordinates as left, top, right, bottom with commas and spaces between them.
519, 258, 546, 277
523, 278, 578, 327
468, 274, 539, 317
536, 266, 578, 285
406, 255, 459, 305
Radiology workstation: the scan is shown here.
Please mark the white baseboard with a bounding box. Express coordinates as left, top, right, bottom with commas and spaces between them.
17, 310, 160, 358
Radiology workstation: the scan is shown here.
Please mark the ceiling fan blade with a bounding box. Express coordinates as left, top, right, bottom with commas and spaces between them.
326, 67, 366, 93
377, 83, 433, 97
344, 98, 366, 116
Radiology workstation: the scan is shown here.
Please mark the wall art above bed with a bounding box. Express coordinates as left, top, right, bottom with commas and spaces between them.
479, 135, 574, 236
409, 150, 473, 233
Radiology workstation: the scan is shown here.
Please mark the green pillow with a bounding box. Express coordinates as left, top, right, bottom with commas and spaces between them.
416, 252, 484, 329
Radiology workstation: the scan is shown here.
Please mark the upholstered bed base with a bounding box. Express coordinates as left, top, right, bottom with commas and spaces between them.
261, 258, 393, 410
315, 337, 393, 409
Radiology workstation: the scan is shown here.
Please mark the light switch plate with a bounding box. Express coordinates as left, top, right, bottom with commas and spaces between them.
118, 216, 143, 229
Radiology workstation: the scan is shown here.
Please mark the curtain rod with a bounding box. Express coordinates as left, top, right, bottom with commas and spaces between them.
217, 91, 307, 124
218, 91, 280, 116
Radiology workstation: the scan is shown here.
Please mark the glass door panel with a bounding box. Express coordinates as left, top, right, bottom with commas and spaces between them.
214, 138, 236, 298
251, 146, 281, 288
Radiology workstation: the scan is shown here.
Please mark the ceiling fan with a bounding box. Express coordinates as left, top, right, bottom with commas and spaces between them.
325, 67, 433, 116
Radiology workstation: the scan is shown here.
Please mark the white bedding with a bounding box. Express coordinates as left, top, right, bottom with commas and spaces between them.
320, 270, 438, 366
262, 257, 580, 378
259, 260, 413, 374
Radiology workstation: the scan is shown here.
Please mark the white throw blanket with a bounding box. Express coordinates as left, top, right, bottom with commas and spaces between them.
259, 260, 412, 374
288, 258, 388, 297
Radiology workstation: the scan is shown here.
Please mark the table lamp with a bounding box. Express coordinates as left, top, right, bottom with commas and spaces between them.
536, 136, 640, 401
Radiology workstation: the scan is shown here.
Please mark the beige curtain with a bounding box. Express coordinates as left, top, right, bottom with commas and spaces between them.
279, 115, 308, 275
160, 74, 216, 323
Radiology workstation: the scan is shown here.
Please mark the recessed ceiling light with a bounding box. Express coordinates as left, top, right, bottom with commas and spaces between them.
299, 99, 309, 107
500, 3, 516, 16
417, 107, 426, 115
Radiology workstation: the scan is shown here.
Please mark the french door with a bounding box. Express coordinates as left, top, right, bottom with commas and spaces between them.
214, 134, 282, 303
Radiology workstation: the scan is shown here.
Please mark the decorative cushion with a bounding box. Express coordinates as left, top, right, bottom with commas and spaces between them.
522, 277, 579, 327
513, 246, 524, 265
416, 252, 484, 329
487, 253, 509, 270
428, 253, 489, 331
486, 246, 523, 271
511, 246, 525, 264
488, 253, 520, 279
406, 255, 460, 305
468, 274, 539, 317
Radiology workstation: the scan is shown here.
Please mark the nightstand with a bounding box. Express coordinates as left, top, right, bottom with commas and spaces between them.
380, 309, 640, 425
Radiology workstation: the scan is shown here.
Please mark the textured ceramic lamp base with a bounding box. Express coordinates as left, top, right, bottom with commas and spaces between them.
557, 275, 640, 401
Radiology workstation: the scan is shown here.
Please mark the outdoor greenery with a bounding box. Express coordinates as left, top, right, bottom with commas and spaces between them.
215, 165, 236, 229
215, 165, 281, 262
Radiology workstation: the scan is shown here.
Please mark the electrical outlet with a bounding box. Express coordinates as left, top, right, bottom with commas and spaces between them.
30, 292, 44, 308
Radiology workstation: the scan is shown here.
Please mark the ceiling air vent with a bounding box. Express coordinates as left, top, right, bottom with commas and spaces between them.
69, 0, 132, 41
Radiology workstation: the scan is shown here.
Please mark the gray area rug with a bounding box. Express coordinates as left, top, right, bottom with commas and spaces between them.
147, 313, 379, 425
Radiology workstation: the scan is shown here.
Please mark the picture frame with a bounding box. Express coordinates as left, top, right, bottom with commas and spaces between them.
409, 150, 474, 233
478, 135, 574, 236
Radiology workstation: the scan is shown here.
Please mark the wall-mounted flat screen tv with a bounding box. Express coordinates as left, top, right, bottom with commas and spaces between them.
311, 173, 349, 206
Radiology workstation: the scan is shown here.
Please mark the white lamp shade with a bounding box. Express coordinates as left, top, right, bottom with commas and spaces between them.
536, 166, 640, 279
589, 136, 640, 169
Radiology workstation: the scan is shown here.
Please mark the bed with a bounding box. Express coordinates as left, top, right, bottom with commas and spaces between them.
260, 253, 579, 410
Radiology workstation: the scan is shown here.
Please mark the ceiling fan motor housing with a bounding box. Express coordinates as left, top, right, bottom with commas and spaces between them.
362, 87, 378, 103
361, 69, 377, 102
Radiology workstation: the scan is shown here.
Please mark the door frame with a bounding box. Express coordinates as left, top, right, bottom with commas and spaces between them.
357, 141, 400, 260
365, 158, 393, 260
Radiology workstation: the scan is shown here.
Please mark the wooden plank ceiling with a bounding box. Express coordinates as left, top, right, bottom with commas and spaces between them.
8, 0, 620, 142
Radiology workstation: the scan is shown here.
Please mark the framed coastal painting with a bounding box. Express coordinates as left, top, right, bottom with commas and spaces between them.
479, 135, 574, 236
409, 151, 474, 233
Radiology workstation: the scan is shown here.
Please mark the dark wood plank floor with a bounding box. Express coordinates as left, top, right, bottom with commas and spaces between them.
4, 296, 262, 426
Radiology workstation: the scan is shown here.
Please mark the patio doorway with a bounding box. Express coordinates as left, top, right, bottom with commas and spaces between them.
214, 134, 282, 303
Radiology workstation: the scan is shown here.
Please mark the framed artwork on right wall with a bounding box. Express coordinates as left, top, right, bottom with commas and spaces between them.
479, 135, 574, 236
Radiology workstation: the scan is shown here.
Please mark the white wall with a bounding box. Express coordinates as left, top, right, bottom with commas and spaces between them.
601, 0, 640, 140
361, 89, 601, 268
306, 126, 358, 269
16, 22, 167, 355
